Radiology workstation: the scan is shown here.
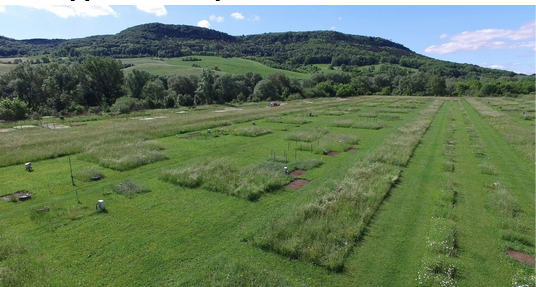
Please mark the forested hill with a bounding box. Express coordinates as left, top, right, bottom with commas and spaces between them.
0, 23, 414, 63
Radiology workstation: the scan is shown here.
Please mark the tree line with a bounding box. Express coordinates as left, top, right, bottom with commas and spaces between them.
0, 56, 534, 121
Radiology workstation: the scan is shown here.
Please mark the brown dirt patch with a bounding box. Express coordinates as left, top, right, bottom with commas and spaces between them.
506, 249, 535, 266
1, 190, 32, 201
187, 132, 200, 139
346, 148, 359, 153
326, 151, 340, 156
285, 179, 310, 190
290, 169, 307, 176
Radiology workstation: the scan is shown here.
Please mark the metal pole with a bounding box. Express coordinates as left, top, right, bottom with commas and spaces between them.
69, 156, 75, 186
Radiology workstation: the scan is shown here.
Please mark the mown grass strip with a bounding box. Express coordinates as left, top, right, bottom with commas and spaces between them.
417, 101, 458, 287
465, 98, 535, 161
252, 100, 443, 271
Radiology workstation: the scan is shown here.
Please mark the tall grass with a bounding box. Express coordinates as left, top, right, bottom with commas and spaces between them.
466, 98, 535, 161
80, 140, 168, 171
73, 168, 106, 182
161, 158, 294, 201
252, 100, 443, 271
264, 117, 312, 125
113, 180, 151, 198
284, 128, 329, 142
370, 100, 444, 167
220, 126, 272, 137
0, 100, 343, 167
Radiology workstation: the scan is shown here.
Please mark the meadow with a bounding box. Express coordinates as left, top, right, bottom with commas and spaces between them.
121, 56, 311, 79
0, 96, 534, 286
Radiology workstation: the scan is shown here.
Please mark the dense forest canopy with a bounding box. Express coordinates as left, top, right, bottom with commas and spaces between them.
0, 23, 534, 121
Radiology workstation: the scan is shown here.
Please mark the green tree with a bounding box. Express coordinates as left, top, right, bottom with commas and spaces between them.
142, 79, 166, 108
80, 56, 124, 107
195, 69, 216, 105
253, 80, 277, 101
125, 69, 152, 99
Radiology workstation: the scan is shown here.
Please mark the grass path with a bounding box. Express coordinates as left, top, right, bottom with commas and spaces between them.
335, 100, 449, 286
451, 100, 515, 286
454, 100, 535, 286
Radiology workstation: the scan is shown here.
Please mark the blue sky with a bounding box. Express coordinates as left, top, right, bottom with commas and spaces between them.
0, 5, 534, 75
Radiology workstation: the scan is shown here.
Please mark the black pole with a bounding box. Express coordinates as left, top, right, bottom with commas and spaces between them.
69, 156, 75, 186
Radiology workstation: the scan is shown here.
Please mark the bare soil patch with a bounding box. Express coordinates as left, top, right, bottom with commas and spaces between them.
285, 179, 310, 190
13, 125, 37, 129
214, 107, 243, 113
1, 190, 32, 201
187, 132, 200, 139
346, 148, 359, 153
326, 151, 340, 156
40, 123, 70, 129
506, 249, 535, 266
290, 169, 307, 176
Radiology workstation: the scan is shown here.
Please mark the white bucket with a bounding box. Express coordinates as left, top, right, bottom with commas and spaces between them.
97, 200, 105, 210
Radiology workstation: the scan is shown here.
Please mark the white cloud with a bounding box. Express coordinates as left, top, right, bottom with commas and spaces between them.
231, 12, 244, 20
426, 20, 536, 54
252, 15, 260, 21
439, 34, 448, 39
136, 5, 167, 17
197, 20, 210, 28
330, 26, 336, 30
22, 5, 117, 18
507, 62, 521, 66
479, 63, 505, 70
0, 6, 5, 13
209, 15, 224, 22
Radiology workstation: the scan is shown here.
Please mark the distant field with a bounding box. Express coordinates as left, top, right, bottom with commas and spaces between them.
121, 56, 312, 79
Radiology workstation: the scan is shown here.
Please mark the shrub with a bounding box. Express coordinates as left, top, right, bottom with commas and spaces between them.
110, 96, 144, 115
0, 97, 30, 121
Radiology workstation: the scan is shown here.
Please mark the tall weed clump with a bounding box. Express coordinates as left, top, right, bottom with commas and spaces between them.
113, 180, 151, 198
161, 158, 292, 201
252, 100, 443, 271
81, 140, 168, 171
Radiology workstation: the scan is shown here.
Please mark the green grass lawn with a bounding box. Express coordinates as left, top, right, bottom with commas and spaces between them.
122, 56, 311, 79
0, 96, 534, 286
